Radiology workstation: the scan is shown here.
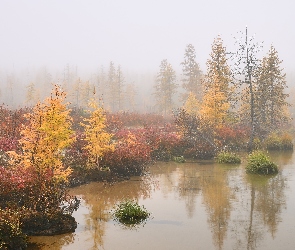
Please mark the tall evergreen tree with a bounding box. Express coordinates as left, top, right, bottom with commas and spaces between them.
154, 59, 177, 116
255, 45, 289, 133
181, 44, 202, 101
125, 83, 137, 111
106, 61, 116, 111
25, 82, 37, 106
115, 65, 125, 111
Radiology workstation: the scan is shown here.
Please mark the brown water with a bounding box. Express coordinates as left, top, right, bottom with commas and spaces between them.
28, 151, 295, 250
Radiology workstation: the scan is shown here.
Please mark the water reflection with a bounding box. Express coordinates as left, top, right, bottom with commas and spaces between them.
201, 165, 232, 250
231, 169, 287, 250
28, 151, 293, 250
177, 164, 201, 218
71, 176, 156, 249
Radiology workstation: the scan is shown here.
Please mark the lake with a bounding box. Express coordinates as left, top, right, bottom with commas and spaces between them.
28, 151, 295, 250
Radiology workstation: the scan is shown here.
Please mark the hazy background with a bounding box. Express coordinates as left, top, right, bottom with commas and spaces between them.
0, 0, 295, 108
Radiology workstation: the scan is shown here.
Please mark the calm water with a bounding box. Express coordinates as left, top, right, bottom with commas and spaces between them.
29, 151, 295, 250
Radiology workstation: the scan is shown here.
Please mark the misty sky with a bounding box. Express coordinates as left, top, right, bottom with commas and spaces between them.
1, 0, 295, 76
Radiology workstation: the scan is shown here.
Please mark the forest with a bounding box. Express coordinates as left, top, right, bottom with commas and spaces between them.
0, 32, 294, 249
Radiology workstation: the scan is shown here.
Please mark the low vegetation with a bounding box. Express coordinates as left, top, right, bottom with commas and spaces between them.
173, 155, 185, 163
216, 151, 241, 164
113, 200, 151, 226
265, 133, 293, 150
0, 208, 27, 250
246, 151, 278, 175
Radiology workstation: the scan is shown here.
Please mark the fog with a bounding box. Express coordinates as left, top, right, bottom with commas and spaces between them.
0, 0, 295, 108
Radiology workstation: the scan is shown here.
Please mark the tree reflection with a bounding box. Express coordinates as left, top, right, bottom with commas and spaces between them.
201, 166, 231, 250
255, 173, 286, 238
71, 175, 155, 249
178, 165, 201, 218
232, 171, 287, 250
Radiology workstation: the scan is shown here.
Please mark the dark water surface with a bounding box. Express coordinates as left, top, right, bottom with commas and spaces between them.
28, 151, 295, 250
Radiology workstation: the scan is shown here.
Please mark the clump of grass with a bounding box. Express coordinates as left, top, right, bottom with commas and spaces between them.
216, 151, 241, 164
246, 150, 278, 175
265, 133, 293, 150
113, 200, 150, 225
173, 155, 185, 163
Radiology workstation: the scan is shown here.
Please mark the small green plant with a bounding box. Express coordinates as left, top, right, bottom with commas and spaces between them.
216, 151, 241, 164
246, 150, 278, 175
173, 155, 185, 163
113, 200, 150, 226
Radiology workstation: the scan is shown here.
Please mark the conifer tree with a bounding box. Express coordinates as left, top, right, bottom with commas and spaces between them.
115, 65, 125, 111
200, 75, 230, 130
154, 59, 177, 116
106, 61, 116, 111
80, 80, 93, 108
183, 92, 199, 116
25, 82, 37, 106
181, 44, 202, 100
125, 83, 137, 111
255, 45, 290, 133
18, 85, 75, 183
81, 97, 114, 169
201, 37, 234, 129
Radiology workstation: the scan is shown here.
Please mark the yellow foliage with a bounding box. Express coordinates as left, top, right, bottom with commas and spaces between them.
200, 75, 230, 130
183, 92, 200, 116
81, 98, 114, 169
17, 85, 75, 182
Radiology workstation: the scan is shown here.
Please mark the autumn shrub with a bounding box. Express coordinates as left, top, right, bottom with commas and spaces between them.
265, 132, 293, 150
246, 151, 278, 175
216, 125, 249, 150
0, 106, 30, 140
141, 125, 182, 161
103, 129, 152, 176
0, 137, 19, 152
216, 151, 241, 164
64, 131, 88, 170
0, 165, 78, 236
281, 133, 294, 150
174, 108, 216, 159
0, 208, 27, 250
183, 142, 216, 159
113, 200, 150, 226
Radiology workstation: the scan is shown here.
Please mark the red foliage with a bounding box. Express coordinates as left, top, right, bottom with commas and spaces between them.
0, 137, 20, 152
64, 131, 89, 169
216, 125, 250, 149
0, 106, 30, 140
0, 165, 71, 214
103, 129, 153, 176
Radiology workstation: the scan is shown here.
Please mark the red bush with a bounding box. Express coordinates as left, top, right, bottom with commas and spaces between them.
216, 125, 250, 149
103, 129, 152, 176
0, 106, 30, 140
